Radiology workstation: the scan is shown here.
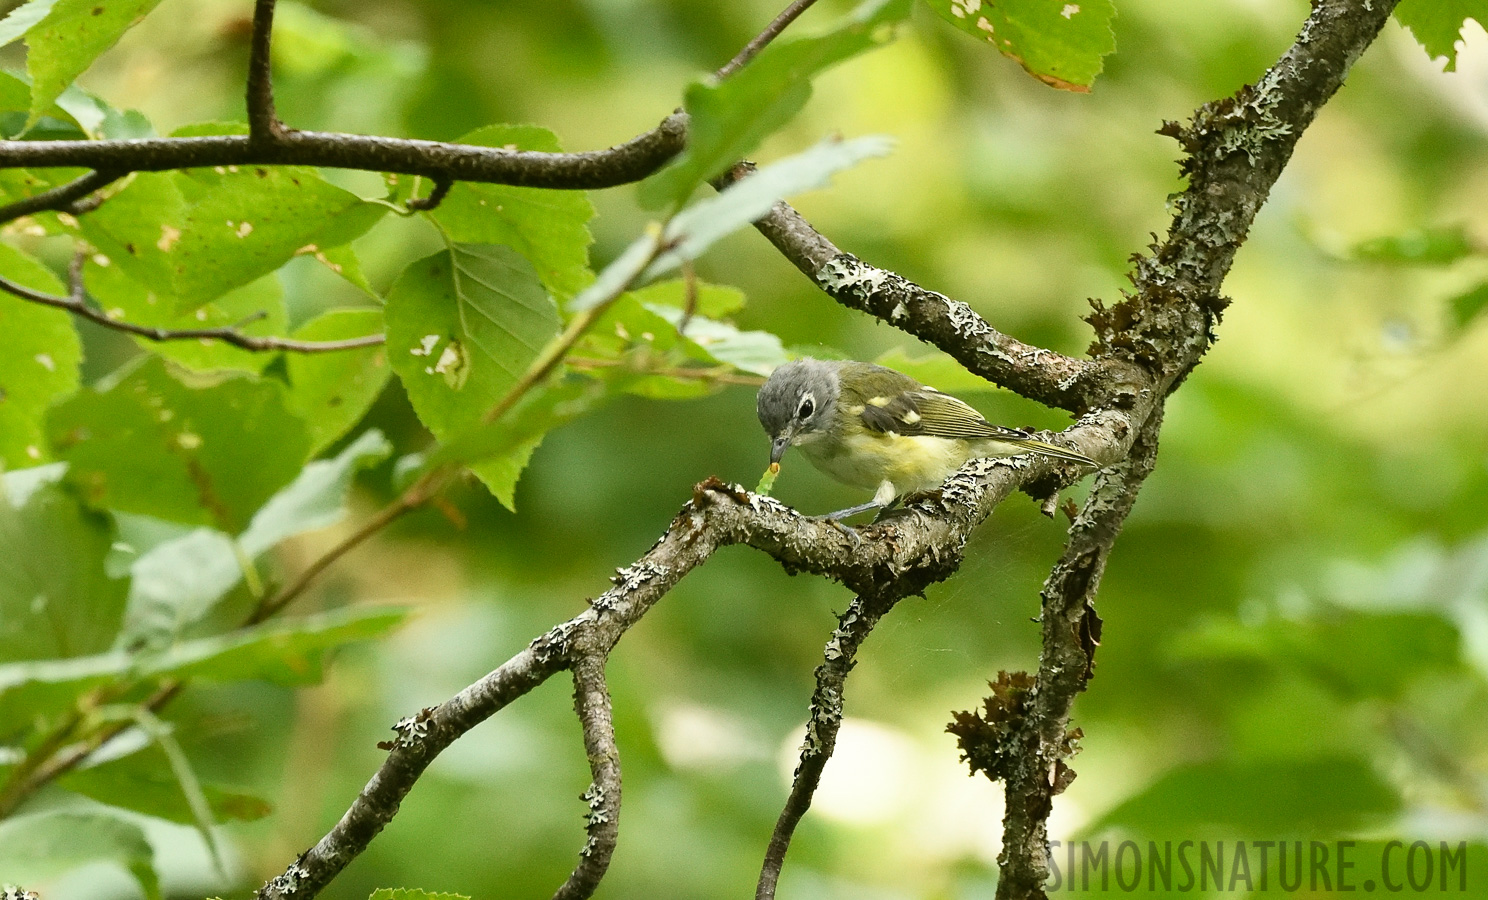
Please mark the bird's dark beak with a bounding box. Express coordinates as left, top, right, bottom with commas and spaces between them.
770, 435, 790, 465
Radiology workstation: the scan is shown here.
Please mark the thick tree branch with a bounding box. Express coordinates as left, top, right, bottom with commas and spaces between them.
982, 3, 1403, 897
258, 394, 1144, 899
0, 114, 688, 191
990, 408, 1163, 900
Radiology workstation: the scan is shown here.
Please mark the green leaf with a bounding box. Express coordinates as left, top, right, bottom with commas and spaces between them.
1395, 0, 1486, 71
313, 243, 377, 296
150, 605, 409, 683
369, 890, 471, 900
635, 279, 746, 318
1173, 610, 1463, 702
239, 429, 392, 553
47, 357, 312, 532
645, 302, 789, 376
925, 0, 1116, 91
1448, 282, 1488, 333
873, 348, 1003, 393
1089, 757, 1399, 836
1350, 225, 1476, 265
59, 743, 272, 824
385, 244, 560, 508
646, 134, 894, 279
23, 0, 168, 128
285, 308, 391, 454
77, 141, 387, 310
0, 242, 81, 468
0, 811, 160, 900
119, 430, 391, 643
0, 479, 127, 661
0, 0, 63, 48
84, 259, 288, 374
0, 606, 409, 726
640, 0, 911, 207
426, 124, 595, 301
425, 376, 611, 472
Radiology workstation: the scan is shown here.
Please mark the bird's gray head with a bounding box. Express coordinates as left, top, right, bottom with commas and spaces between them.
757, 358, 839, 464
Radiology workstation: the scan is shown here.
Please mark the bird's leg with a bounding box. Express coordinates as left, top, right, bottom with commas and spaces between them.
813, 482, 898, 534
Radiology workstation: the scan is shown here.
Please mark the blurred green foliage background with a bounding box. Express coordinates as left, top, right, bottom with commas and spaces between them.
6, 0, 1488, 896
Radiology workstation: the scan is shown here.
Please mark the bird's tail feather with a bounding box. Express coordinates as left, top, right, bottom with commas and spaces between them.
1007, 437, 1099, 467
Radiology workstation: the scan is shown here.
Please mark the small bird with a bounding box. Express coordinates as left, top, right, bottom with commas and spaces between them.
757, 358, 1099, 520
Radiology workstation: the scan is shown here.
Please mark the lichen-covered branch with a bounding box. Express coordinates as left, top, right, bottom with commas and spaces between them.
756, 590, 898, 900
257, 394, 1143, 899
728, 172, 1145, 413
976, 3, 1403, 898
987, 408, 1163, 900
553, 653, 622, 900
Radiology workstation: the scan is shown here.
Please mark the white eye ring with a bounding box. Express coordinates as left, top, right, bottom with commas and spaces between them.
798, 394, 815, 419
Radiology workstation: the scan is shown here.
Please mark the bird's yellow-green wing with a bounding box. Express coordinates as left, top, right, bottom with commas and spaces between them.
852, 385, 1099, 466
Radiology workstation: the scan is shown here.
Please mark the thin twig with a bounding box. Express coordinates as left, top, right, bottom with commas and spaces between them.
551, 653, 622, 900
716, 0, 822, 80
0, 169, 122, 225
248, 472, 443, 623
566, 357, 765, 386
677, 260, 698, 336
0, 273, 385, 353
480, 233, 667, 425
246, 0, 286, 143
406, 177, 453, 212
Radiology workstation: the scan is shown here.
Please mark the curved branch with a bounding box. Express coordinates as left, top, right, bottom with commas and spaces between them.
991, 408, 1163, 900
0, 272, 385, 353
552, 653, 622, 900
257, 393, 1147, 899
757, 591, 896, 900
0, 169, 123, 224
0, 113, 688, 190
720, 167, 1145, 413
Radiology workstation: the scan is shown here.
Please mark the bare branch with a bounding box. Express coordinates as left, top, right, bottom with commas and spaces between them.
717, 164, 1145, 413
0, 169, 122, 225
716, 0, 821, 80
989, 409, 1162, 900
246, 0, 286, 143
0, 113, 688, 191
405, 177, 453, 212
0, 272, 384, 353
257, 394, 1148, 900
757, 590, 897, 900
247, 474, 441, 624
552, 653, 622, 900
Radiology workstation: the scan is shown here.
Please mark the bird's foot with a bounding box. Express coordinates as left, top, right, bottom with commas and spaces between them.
810, 515, 862, 545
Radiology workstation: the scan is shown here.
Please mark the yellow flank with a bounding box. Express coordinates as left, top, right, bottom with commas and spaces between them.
800, 431, 1042, 495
